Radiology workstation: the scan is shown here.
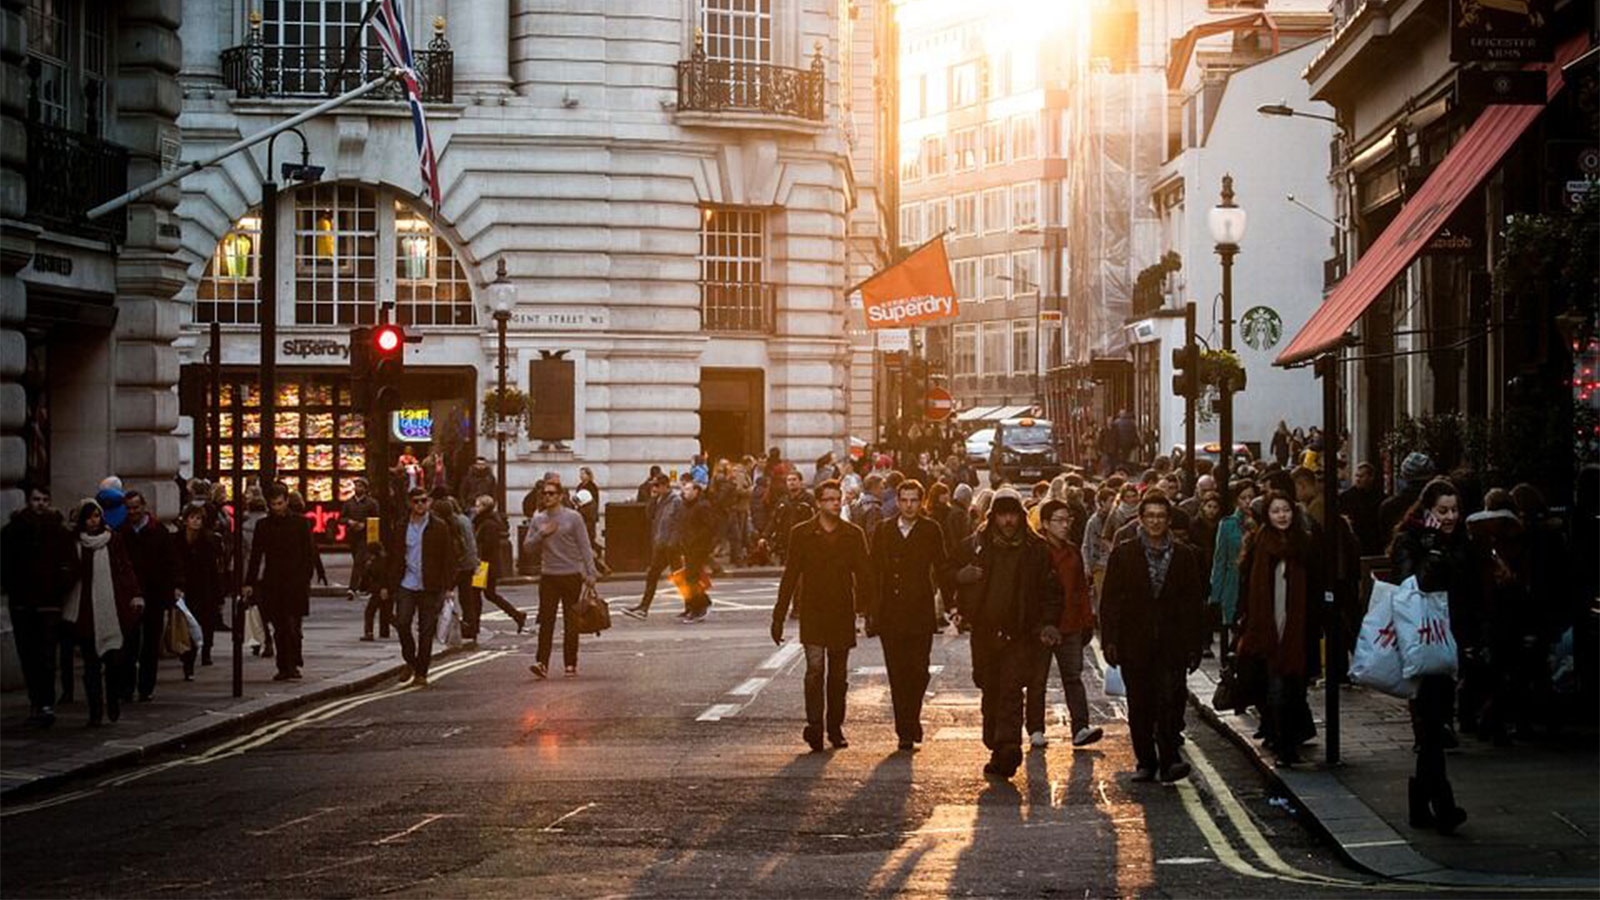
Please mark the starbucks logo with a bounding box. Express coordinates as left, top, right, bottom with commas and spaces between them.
1240, 306, 1283, 351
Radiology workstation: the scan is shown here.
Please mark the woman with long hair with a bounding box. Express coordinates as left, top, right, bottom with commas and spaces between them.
1389, 477, 1480, 834
177, 503, 223, 671
60, 500, 142, 726
1235, 490, 1319, 765
472, 495, 528, 635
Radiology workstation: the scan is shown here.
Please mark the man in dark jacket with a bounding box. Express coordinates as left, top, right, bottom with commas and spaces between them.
1379, 452, 1435, 542
869, 479, 949, 751
246, 485, 319, 681
626, 475, 684, 619
380, 487, 457, 686
762, 470, 816, 563
678, 480, 720, 622
1339, 462, 1385, 556
341, 477, 382, 603
951, 488, 1064, 779
2, 486, 74, 724
458, 457, 499, 508
773, 479, 874, 752
118, 490, 182, 701
1100, 489, 1207, 783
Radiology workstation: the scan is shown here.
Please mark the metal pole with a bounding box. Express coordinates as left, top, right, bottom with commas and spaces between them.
259, 177, 278, 489
1321, 351, 1342, 765
1217, 244, 1236, 506
231, 382, 245, 699
85, 72, 396, 221
209, 321, 222, 480
1184, 300, 1197, 487
496, 311, 509, 513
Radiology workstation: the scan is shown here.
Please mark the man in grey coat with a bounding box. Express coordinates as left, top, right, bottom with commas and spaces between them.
623, 474, 684, 619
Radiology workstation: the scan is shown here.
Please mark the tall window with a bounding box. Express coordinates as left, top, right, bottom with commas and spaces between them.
982, 321, 1008, 375
294, 183, 378, 325
922, 135, 948, 177
954, 324, 978, 376
954, 193, 977, 236
262, 0, 382, 93
1011, 182, 1039, 228
982, 254, 1007, 300
983, 121, 1007, 166
899, 147, 922, 183
1011, 113, 1038, 160
1012, 319, 1036, 375
950, 61, 978, 108
982, 188, 1007, 234
899, 202, 922, 246
1011, 249, 1039, 295
952, 128, 978, 171
197, 211, 263, 325
926, 199, 950, 238
26, 0, 110, 132
700, 207, 770, 331
952, 258, 978, 300
394, 201, 475, 326
700, 0, 772, 64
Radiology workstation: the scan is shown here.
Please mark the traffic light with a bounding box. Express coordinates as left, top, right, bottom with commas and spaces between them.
370, 323, 406, 413
1171, 343, 1199, 399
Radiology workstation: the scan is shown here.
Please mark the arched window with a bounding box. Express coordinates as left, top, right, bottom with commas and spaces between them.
193, 185, 474, 327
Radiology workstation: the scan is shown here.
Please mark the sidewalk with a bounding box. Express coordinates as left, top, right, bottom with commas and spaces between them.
1187, 658, 1600, 887
0, 591, 464, 802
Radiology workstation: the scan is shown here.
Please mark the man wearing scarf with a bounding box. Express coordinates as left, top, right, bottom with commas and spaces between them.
951, 487, 1063, 779
1101, 489, 1206, 783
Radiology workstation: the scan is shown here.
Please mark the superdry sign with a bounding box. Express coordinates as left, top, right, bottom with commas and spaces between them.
855, 236, 959, 330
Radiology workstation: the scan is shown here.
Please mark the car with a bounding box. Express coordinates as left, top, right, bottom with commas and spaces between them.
965, 428, 995, 466
989, 417, 1064, 484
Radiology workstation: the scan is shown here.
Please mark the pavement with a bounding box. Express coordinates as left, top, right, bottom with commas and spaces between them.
3, 575, 1596, 897
1187, 656, 1599, 888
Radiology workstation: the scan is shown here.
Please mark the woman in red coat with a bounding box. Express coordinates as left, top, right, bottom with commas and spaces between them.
60, 500, 143, 726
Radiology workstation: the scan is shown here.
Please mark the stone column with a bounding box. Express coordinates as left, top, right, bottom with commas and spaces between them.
177, 0, 223, 87
0, 0, 36, 520
113, 0, 189, 517
449, 0, 511, 97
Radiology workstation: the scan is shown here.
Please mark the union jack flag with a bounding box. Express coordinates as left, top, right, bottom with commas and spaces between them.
370, 0, 441, 209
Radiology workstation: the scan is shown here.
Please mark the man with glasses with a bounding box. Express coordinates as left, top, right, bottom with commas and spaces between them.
523, 477, 597, 678
380, 487, 455, 688
1032, 499, 1104, 750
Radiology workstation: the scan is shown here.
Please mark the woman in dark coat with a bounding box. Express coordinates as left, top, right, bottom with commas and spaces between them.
472, 496, 527, 633
1389, 477, 1481, 834
177, 503, 224, 670
1235, 490, 1321, 765
60, 500, 142, 726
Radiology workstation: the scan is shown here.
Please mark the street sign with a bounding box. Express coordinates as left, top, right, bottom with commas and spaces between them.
1040, 310, 1063, 323
924, 387, 954, 421
877, 328, 911, 352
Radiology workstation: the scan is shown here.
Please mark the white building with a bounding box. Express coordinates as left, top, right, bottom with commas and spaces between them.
1141, 36, 1336, 457
169, 0, 877, 540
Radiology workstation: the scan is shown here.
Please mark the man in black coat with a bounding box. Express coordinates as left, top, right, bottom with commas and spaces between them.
2, 486, 74, 724
951, 488, 1064, 779
773, 479, 874, 752
869, 479, 950, 751
246, 485, 319, 681
381, 488, 458, 686
118, 490, 183, 701
1338, 461, 1385, 556
1100, 489, 1207, 784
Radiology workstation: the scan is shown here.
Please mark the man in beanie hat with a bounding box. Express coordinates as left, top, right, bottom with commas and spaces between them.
1379, 452, 1435, 539
951, 487, 1064, 778
1101, 489, 1206, 783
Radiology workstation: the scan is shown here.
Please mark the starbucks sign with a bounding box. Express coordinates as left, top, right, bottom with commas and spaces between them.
1240, 306, 1283, 351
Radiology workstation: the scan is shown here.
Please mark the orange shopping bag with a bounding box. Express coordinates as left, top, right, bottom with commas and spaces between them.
669, 567, 712, 601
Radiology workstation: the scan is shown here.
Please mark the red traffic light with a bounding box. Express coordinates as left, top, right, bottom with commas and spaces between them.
374, 324, 404, 354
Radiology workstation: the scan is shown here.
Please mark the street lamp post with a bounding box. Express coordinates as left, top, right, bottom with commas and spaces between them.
1208, 174, 1247, 502
259, 127, 322, 491
490, 258, 516, 514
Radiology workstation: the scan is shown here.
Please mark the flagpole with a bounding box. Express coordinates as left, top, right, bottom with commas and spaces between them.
86, 71, 399, 221
846, 229, 951, 297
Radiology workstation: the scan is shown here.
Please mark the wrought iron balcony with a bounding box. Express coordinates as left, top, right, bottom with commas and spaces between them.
701, 281, 778, 333
25, 119, 128, 244
221, 20, 452, 103
677, 39, 824, 122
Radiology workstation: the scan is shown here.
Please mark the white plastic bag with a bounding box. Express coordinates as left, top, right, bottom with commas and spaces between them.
1350, 577, 1418, 698
1392, 575, 1459, 679
245, 605, 266, 649
435, 591, 463, 649
1103, 665, 1127, 697
176, 598, 204, 650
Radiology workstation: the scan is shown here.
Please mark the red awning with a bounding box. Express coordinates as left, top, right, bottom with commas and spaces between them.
1276, 35, 1590, 367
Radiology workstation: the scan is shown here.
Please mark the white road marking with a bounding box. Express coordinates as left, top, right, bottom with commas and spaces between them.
728, 677, 771, 696
696, 703, 740, 722
0, 788, 103, 819
1157, 857, 1216, 865
247, 806, 342, 836
372, 812, 459, 845
542, 801, 598, 833
852, 665, 943, 675
757, 641, 803, 670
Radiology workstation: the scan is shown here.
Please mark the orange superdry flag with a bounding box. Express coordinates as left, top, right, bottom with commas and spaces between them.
857, 235, 958, 330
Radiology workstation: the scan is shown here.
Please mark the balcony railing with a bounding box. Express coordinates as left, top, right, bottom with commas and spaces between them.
677, 38, 824, 121
25, 119, 128, 244
701, 281, 777, 333
221, 22, 452, 103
